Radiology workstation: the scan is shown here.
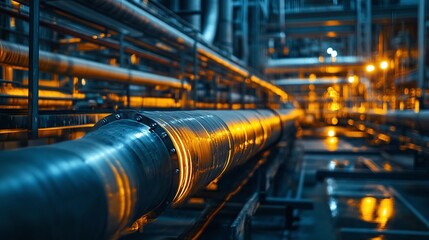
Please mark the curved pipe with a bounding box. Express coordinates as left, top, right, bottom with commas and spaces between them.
201, 0, 219, 43
0, 109, 301, 239
0, 40, 190, 90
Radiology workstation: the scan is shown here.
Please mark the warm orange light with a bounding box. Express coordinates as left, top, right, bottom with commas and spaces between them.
360, 197, 377, 222
380, 61, 388, 70
348, 75, 356, 83
328, 129, 336, 137
366, 64, 375, 72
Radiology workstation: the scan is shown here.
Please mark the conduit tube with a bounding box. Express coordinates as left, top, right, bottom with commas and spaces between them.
0, 40, 190, 90
0, 109, 300, 239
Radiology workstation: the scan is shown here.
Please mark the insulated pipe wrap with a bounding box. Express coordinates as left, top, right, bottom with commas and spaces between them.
142, 110, 282, 203
0, 109, 301, 239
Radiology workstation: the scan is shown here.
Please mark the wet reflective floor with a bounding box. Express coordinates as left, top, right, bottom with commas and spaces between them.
291, 126, 429, 240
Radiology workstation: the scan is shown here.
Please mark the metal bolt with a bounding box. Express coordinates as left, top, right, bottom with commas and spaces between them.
161, 132, 168, 138
115, 114, 121, 120
150, 123, 157, 128
170, 148, 176, 153
136, 115, 142, 121
102, 118, 107, 124
175, 168, 180, 174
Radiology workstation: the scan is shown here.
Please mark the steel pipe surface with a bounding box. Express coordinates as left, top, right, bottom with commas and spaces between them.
0, 109, 301, 239
0, 40, 189, 90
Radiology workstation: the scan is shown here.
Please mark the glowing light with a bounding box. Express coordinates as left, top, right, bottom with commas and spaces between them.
328, 129, 336, 137
348, 75, 356, 84
130, 54, 139, 65
81, 78, 86, 86
366, 64, 375, 72
327, 47, 333, 54
360, 197, 377, 222
325, 137, 339, 151
376, 198, 394, 229
331, 117, 338, 125
309, 73, 317, 80
331, 50, 338, 57
380, 61, 388, 70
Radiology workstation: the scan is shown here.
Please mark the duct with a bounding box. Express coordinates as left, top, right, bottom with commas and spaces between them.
201, 0, 219, 43
0, 108, 301, 239
0, 40, 190, 90
48, 0, 287, 100
217, 0, 233, 54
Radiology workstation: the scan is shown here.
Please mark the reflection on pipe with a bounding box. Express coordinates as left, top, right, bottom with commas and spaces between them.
0, 40, 190, 90
0, 109, 301, 239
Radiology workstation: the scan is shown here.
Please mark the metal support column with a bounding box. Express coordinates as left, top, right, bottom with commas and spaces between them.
418, 0, 426, 109
28, 0, 39, 139
119, 32, 130, 108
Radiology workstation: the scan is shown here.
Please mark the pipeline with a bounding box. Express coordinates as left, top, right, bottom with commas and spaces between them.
345, 109, 429, 134
43, 0, 287, 100
0, 108, 301, 239
0, 40, 190, 90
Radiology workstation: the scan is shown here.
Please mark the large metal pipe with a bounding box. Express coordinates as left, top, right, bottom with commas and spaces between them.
0, 40, 190, 90
0, 108, 301, 239
46, 0, 287, 100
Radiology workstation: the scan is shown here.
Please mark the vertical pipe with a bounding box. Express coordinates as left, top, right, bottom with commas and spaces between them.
218, 0, 233, 54
241, 0, 249, 63
28, 0, 39, 139
418, 0, 426, 109
181, 0, 201, 31
366, 0, 371, 57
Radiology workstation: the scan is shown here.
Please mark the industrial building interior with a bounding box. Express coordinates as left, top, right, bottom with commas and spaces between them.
0, 0, 429, 239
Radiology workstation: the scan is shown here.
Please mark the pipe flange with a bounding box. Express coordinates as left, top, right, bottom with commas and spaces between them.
93, 110, 180, 219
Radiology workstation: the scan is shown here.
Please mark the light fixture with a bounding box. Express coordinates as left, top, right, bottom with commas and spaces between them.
331, 50, 338, 57
348, 76, 355, 83
327, 47, 333, 54
380, 61, 388, 70
366, 64, 375, 72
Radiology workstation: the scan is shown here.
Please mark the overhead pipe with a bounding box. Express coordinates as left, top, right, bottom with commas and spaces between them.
0, 108, 301, 239
0, 40, 190, 90
46, 0, 287, 100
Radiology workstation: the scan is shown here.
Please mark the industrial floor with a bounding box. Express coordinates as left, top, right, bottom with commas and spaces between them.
282, 126, 429, 240
125, 126, 429, 240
